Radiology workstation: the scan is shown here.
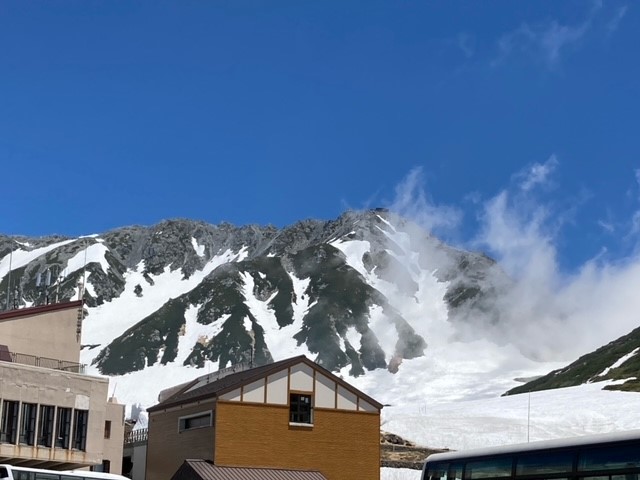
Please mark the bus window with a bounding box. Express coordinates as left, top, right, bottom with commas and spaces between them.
465, 458, 513, 479
516, 451, 574, 476
0, 467, 8, 480
429, 462, 449, 480
34, 474, 59, 480
14, 472, 35, 480
449, 462, 464, 480
579, 445, 640, 472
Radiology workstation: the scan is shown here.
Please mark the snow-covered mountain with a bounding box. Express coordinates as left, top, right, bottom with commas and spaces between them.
1, 210, 638, 421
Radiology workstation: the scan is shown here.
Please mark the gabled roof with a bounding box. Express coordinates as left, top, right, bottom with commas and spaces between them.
171, 459, 328, 480
147, 354, 383, 412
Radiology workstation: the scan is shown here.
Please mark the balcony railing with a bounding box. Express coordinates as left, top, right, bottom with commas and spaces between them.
2, 351, 85, 374
124, 428, 148, 445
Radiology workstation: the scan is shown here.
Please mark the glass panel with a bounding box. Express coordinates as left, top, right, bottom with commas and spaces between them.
19, 403, 38, 445
1, 400, 19, 443
579, 445, 640, 471
465, 458, 513, 479
34, 474, 60, 480
428, 462, 448, 480
289, 394, 313, 424
38, 405, 55, 447
449, 463, 464, 480
517, 451, 574, 476
73, 410, 88, 451
55, 408, 72, 449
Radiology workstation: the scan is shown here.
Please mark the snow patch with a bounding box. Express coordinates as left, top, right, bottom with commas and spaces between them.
191, 237, 205, 257
0, 239, 76, 283
598, 348, 640, 377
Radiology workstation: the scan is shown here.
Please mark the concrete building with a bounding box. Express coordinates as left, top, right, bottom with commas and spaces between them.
0, 301, 124, 473
146, 355, 382, 480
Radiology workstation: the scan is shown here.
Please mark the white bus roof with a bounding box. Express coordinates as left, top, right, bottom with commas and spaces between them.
426, 429, 640, 464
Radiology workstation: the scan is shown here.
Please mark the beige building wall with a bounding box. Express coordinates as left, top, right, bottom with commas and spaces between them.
0, 362, 109, 468
146, 399, 216, 480
103, 399, 125, 474
0, 301, 83, 364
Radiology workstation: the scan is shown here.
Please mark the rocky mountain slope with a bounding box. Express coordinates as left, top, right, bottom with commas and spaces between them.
505, 325, 640, 396
0, 210, 510, 386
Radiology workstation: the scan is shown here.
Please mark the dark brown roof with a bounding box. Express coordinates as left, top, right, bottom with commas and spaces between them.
171, 460, 328, 480
147, 354, 383, 412
0, 300, 83, 322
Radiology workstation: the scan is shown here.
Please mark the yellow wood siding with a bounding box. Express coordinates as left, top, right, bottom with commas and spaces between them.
215, 401, 380, 480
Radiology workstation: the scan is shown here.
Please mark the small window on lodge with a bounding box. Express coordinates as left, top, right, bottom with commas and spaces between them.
178, 412, 212, 432
104, 420, 112, 439
290, 393, 313, 424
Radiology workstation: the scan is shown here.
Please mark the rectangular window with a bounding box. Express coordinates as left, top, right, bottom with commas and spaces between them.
19, 403, 38, 445
516, 451, 575, 476
38, 405, 55, 447
73, 410, 88, 451
428, 463, 449, 480
1, 400, 20, 444
104, 420, 111, 439
579, 445, 640, 472
178, 412, 212, 432
55, 407, 72, 449
289, 393, 313, 424
465, 458, 513, 479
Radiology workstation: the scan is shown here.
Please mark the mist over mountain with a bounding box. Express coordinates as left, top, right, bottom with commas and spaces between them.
1, 208, 639, 412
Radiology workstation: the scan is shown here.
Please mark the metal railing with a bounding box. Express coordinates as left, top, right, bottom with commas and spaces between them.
124, 428, 148, 445
3, 352, 85, 374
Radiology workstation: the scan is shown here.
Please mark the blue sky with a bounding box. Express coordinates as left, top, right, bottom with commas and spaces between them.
1, 1, 638, 271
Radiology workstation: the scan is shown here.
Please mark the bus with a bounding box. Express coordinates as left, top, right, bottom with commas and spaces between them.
422, 430, 640, 480
0, 466, 129, 480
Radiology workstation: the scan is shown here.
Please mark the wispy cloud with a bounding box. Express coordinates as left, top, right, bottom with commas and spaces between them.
629, 169, 640, 236
387, 160, 640, 363
493, 2, 625, 69
390, 167, 463, 237
494, 19, 591, 68
607, 5, 628, 35
457, 33, 475, 58
515, 155, 559, 192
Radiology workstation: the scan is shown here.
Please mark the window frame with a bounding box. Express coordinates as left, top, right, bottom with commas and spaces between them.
19, 402, 38, 446
72, 409, 88, 451
55, 407, 72, 449
289, 392, 313, 426
178, 411, 213, 433
38, 405, 55, 447
1, 400, 20, 444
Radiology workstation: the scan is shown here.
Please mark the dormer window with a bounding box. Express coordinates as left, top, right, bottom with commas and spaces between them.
289, 393, 313, 425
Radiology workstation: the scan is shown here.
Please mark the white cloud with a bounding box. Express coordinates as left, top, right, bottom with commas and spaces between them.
495, 19, 591, 68
388, 161, 640, 364
389, 167, 463, 236
493, 2, 623, 69
516, 155, 559, 192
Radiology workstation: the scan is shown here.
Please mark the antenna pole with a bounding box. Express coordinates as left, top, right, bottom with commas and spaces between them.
527, 391, 531, 443
5, 246, 12, 311
80, 241, 88, 300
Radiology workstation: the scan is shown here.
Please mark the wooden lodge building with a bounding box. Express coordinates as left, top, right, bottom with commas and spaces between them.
146, 355, 383, 480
